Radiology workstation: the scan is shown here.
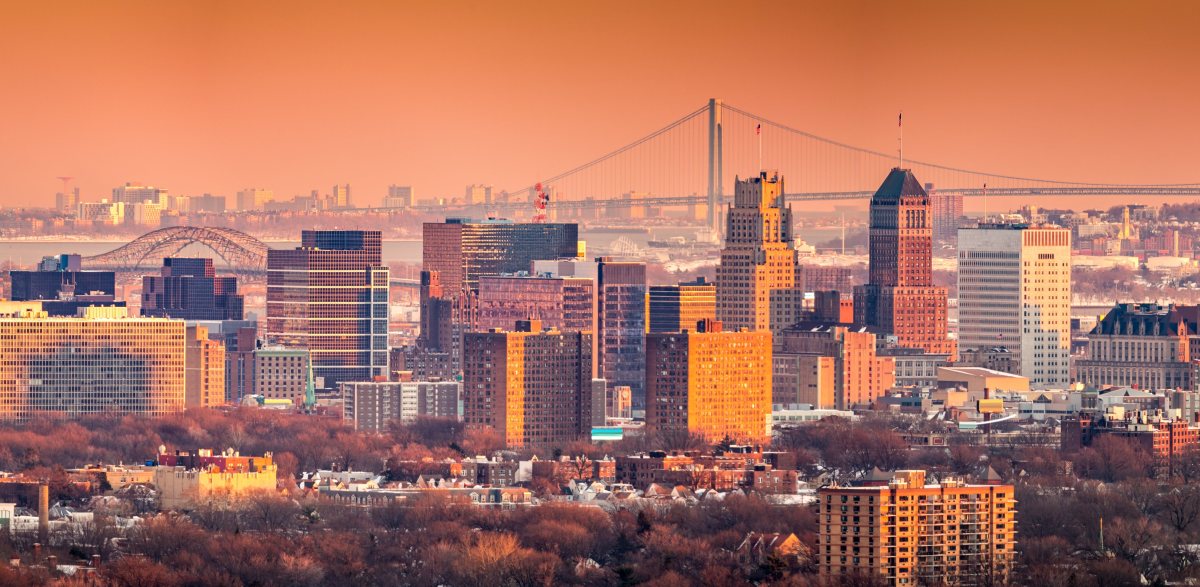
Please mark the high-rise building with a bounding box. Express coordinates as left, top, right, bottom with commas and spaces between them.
645, 320, 772, 444
716, 171, 798, 333
236, 188, 273, 211
0, 305, 186, 422
10, 254, 120, 317
185, 325, 225, 408
342, 381, 461, 431
252, 347, 311, 402
223, 325, 258, 403
422, 219, 579, 295
462, 320, 594, 448
266, 230, 389, 388
797, 264, 854, 295
331, 184, 352, 209
464, 184, 492, 206
477, 275, 594, 333
927, 183, 963, 244
188, 193, 226, 214
648, 277, 717, 333
774, 326, 894, 410
1076, 303, 1195, 390
112, 183, 166, 205
818, 470, 1016, 586
958, 225, 1072, 388
55, 188, 79, 214
141, 258, 244, 321
854, 169, 955, 358
384, 185, 413, 209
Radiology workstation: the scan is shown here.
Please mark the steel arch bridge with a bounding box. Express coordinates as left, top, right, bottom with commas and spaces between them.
82, 226, 269, 276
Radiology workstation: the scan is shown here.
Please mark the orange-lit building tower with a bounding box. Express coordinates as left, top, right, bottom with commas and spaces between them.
462, 320, 594, 449
818, 470, 1016, 586
716, 172, 798, 333
185, 325, 225, 408
854, 169, 955, 358
645, 320, 772, 444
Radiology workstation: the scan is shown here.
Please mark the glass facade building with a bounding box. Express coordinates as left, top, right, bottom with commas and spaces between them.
422, 218, 579, 295
648, 277, 717, 333
141, 257, 244, 320
266, 230, 389, 388
476, 275, 594, 333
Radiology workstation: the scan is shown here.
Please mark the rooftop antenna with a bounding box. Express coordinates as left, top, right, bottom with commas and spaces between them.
898, 112, 903, 169
982, 182, 988, 223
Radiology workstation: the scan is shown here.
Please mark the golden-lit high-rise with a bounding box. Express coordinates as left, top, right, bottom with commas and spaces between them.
716, 172, 798, 333
185, 325, 225, 408
0, 305, 186, 421
818, 470, 1017, 586
645, 320, 772, 444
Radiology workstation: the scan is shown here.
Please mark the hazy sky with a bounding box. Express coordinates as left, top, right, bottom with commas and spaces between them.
1, 0, 1197, 208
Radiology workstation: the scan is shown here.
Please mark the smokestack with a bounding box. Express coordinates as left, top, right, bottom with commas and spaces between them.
37, 484, 49, 544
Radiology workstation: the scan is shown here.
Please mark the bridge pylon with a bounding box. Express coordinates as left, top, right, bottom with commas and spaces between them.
706, 98, 723, 232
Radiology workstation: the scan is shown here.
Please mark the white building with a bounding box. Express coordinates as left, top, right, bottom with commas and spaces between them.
957, 224, 1071, 388
342, 381, 461, 431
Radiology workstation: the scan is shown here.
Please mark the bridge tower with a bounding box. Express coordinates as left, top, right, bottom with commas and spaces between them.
706, 98, 724, 232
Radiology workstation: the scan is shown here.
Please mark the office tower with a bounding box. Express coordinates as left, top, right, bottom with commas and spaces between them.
10, 254, 120, 316
141, 258, 245, 321
112, 183, 166, 205
958, 225, 1072, 388
266, 230, 389, 388
854, 168, 955, 358
224, 326, 258, 403
645, 320, 772, 444
716, 171, 798, 333
813, 291, 853, 324
464, 184, 492, 206
332, 184, 352, 209
235, 188, 273, 211
818, 470, 1016, 586
528, 257, 647, 409
55, 188, 79, 214
927, 183, 963, 244
649, 277, 717, 333
422, 218, 579, 295
252, 347, 311, 401
1076, 303, 1195, 390
185, 325, 225, 408
477, 275, 594, 332
462, 320, 594, 448
0, 305, 185, 422
342, 381, 461, 431
188, 193, 226, 214
384, 185, 413, 208
774, 326, 894, 410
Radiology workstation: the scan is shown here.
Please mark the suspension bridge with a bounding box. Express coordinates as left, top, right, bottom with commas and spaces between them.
389, 99, 1200, 224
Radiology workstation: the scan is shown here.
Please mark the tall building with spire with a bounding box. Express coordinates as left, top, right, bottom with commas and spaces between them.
854, 168, 955, 357
716, 171, 798, 332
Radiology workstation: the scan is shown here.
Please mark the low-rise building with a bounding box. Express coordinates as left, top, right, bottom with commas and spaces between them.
153, 449, 277, 509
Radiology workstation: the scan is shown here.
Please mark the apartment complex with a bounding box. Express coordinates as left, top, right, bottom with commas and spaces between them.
716, 172, 799, 333
154, 449, 277, 509
462, 321, 594, 448
185, 325, 225, 408
252, 348, 311, 402
928, 184, 963, 243
645, 320, 772, 444
422, 218, 579, 295
854, 168, 955, 358
648, 277, 717, 333
774, 326, 895, 410
958, 225, 1071, 388
0, 305, 186, 422
342, 381, 461, 431
818, 470, 1016, 586
266, 230, 389, 388
1076, 303, 1196, 390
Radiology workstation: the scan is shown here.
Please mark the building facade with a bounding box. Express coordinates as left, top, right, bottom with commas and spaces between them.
1076, 303, 1195, 390
342, 381, 461, 431
252, 347, 310, 402
266, 230, 389, 388
958, 225, 1071, 388
0, 306, 186, 422
462, 321, 594, 448
716, 172, 798, 333
818, 470, 1016, 586
422, 219, 579, 295
185, 325, 225, 408
648, 277, 717, 333
854, 168, 955, 358
775, 326, 895, 410
645, 320, 772, 444
928, 183, 963, 244
141, 257, 244, 321
476, 275, 594, 333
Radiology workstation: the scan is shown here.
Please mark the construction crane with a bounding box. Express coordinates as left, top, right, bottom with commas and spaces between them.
532, 182, 551, 223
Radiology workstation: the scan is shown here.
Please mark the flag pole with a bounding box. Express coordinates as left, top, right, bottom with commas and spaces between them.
899, 111, 904, 169
756, 122, 763, 172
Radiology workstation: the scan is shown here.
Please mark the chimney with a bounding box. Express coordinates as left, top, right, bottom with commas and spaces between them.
32, 544, 41, 563
37, 484, 49, 544
46, 555, 57, 572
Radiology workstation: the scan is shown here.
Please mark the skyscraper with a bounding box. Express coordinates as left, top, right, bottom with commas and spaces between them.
462, 320, 594, 448
185, 325, 225, 408
331, 184, 352, 209
645, 320, 772, 444
477, 274, 595, 333
384, 185, 413, 208
854, 168, 955, 358
927, 182, 963, 244
266, 230, 389, 388
595, 258, 647, 410
716, 171, 798, 333
422, 218, 579, 295
236, 188, 273, 211
958, 225, 1072, 388
55, 188, 79, 214
648, 277, 717, 333
141, 257, 244, 321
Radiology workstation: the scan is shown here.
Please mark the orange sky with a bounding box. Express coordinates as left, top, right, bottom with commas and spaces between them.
1, 0, 1197, 209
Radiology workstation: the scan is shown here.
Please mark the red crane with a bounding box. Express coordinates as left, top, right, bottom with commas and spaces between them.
532, 182, 551, 223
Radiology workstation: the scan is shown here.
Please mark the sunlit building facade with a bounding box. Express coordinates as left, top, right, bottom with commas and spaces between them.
716, 172, 798, 333
649, 277, 717, 333
476, 275, 594, 333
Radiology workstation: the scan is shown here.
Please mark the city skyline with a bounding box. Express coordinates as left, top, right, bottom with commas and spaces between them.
1, 1, 1199, 208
